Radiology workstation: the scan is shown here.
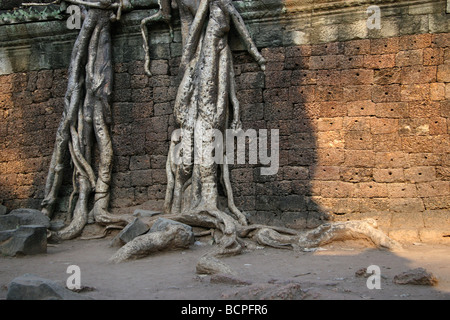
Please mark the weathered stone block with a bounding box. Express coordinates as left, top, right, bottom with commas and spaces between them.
430, 83, 446, 100
278, 195, 308, 211
150, 60, 169, 75
316, 148, 344, 166
364, 54, 396, 69
130, 170, 152, 187
7, 274, 92, 300
373, 168, 405, 183
389, 198, 425, 212
371, 118, 399, 135
343, 117, 371, 132
0, 215, 20, 231
341, 69, 374, 85
395, 49, 423, 66
423, 47, 444, 65
374, 68, 402, 85
417, 181, 450, 197
344, 39, 370, 55
129, 155, 150, 171
238, 72, 265, 89
340, 167, 373, 182
264, 101, 294, 120
399, 34, 432, 50
312, 166, 340, 181
372, 133, 402, 152
388, 228, 420, 242
261, 47, 285, 62
372, 85, 401, 103
404, 166, 436, 182
374, 102, 408, 118
318, 181, 355, 198
315, 85, 343, 101
309, 55, 339, 70
344, 131, 373, 150
437, 64, 450, 82
387, 183, 418, 198
401, 65, 437, 84
358, 182, 388, 198
0, 225, 47, 256
112, 217, 150, 246
370, 38, 400, 55
7, 208, 50, 229
344, 150, 375, 167
423, 196, 450, 210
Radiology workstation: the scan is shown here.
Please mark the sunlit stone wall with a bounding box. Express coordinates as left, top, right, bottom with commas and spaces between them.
1, 0, 449, 242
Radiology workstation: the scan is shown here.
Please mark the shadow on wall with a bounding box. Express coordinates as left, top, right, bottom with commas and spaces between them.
0, 70, 66, 211
219, 0, 330, 230
228, 49, 327, 230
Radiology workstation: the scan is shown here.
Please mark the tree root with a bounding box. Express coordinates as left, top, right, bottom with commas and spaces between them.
80, 225, 124, 240
253, 219, 402, 251
42, 5, 132, 240
109, 224, 194, 263
111, 208, 401, 263
196, 255, 236, 275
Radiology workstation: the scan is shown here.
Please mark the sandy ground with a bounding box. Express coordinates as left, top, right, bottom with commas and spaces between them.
1, 234, 450, 301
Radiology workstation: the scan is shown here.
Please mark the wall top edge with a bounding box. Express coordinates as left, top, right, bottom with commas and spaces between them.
0, 0, 443, 26
0, 0, 448, 75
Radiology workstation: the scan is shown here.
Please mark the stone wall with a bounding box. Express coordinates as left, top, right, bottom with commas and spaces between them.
0, 0, 449, 242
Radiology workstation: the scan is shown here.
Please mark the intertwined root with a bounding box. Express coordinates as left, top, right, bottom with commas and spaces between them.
42, 6, 133, 241
110, 212, 401, 263
109, 224, 193, 263
253, 219, 402, 251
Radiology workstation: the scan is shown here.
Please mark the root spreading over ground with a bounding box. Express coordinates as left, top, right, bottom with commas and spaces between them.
109, 213, 401, 264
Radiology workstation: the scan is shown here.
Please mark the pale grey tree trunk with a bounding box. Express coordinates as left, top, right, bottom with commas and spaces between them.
42, 1, 132, 240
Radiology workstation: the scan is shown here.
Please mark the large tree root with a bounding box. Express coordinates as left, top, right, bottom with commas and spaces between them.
111, 211, 401, 263
253, 219, 402, 251
42, 2, 131, 241
109, 224, 193, 263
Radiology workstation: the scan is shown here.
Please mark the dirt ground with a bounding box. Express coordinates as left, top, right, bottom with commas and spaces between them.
1, 233, 450, 300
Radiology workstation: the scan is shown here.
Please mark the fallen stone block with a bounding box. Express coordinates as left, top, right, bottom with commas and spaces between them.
110, 217, 150, 247
0, 225, 47, 256
393, 268, 438, 286
7, 274, 93, 300
0, 215, 20, 231
0, 229, 16, 242
8, 208, 50, 229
